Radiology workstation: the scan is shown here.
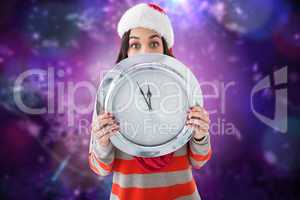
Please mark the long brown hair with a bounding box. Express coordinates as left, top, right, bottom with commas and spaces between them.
116, 30, 174, 63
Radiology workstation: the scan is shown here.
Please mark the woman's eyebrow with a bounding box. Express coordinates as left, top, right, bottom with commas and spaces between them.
129, 36, 139, 39
129, 34, 160, 40
149, 34, 160, 39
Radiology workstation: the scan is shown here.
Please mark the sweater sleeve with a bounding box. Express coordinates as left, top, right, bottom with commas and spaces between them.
88, 98, 115, 176
188, 133, 212, 169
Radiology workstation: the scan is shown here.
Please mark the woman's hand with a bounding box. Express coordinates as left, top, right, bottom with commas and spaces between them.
186, 106, 210, 140
91, 112, 120, 147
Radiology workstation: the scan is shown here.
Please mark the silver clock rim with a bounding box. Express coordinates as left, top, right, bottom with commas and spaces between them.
97, 53, 203, 157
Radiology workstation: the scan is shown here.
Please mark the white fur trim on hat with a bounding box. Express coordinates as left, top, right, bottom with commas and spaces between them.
117, 3, 174, 48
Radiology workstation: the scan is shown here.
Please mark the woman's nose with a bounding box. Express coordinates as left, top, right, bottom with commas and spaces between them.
140, 46, 151, 54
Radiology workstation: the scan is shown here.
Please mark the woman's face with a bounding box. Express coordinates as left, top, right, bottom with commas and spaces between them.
127, 27, 164, 57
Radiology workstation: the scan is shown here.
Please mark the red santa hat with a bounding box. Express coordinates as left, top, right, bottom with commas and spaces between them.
117, 3, 174, 51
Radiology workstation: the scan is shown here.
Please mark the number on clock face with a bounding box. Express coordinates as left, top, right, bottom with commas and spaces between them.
111, 68, 189, 146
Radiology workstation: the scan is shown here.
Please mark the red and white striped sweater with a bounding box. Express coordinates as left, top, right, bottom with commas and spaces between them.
89, 105, 212, 200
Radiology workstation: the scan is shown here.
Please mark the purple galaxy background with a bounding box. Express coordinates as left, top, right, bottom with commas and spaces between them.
0, 0, 299, 199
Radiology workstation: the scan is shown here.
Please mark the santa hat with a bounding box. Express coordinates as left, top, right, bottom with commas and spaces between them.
117, 3, 174, 51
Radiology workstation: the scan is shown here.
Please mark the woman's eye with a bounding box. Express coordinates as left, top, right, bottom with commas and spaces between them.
130, 43, 141, 49
149, 41, 160, 48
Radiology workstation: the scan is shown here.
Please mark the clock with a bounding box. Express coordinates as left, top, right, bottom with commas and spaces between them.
96, 53, 203, 157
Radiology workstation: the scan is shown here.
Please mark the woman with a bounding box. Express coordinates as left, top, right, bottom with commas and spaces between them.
89, 3, 212, 200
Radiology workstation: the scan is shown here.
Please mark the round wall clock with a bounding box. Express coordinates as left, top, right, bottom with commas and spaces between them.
96, 53, 203, 157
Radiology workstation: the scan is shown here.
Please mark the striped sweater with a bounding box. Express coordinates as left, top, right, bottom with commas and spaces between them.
89, 106, 212, 200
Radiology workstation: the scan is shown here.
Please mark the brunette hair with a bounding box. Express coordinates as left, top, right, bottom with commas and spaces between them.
116, 30, 174, 63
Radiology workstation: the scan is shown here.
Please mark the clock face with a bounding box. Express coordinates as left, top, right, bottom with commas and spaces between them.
99, 53, 203, 157
110, 67, 188, 146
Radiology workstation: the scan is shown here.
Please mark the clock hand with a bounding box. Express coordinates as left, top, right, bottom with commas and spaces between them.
147, 83, 152, 110
136, 81, 151, 111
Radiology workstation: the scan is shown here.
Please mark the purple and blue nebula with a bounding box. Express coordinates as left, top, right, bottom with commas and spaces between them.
0, 0, 299, 199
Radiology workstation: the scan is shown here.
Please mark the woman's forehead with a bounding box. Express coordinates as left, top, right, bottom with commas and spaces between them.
129, 27, 161, 38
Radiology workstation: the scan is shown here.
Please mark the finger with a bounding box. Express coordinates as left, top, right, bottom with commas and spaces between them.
188, 107, 209, 115
187, 120, 209, 130
188, 108, 209, 120
98, 131, 119, 146
98, 124, 119, 138
187, 118, 207, 126
187, 112, 210, 123
187, 124, 209, 134
95, 124, 119, 138
99, 125, 120, 140
98, 112, 113, 120
93, 113, 113, 129
189, 105, 202, 112
100, 117, 115, 127
189, 106, 209, 116
186, 118, 209, 130
93, 118, 118, 133
101, 131, 119, 144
